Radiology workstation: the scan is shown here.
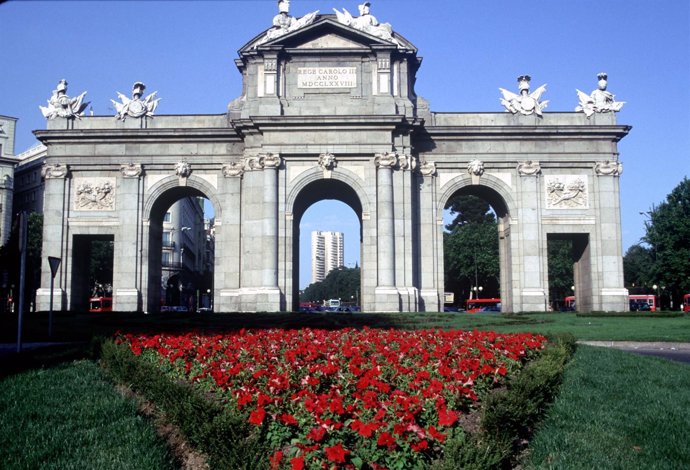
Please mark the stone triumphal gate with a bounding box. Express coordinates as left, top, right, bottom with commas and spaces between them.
35, 6, 630, 313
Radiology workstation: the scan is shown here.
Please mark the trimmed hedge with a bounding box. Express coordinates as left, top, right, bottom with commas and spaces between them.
99, 340, 270, 470
433, 333, 577, 469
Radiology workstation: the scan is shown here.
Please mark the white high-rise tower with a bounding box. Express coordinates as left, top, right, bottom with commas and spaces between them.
311, 231, 344, 284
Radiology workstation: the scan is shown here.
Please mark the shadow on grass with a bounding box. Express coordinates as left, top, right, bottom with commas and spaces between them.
1, 311, 543, 378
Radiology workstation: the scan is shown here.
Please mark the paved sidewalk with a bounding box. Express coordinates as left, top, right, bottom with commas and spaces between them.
578, 341, 690, 350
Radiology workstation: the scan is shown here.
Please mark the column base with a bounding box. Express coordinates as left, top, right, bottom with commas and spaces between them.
373, 287, 402, 312
599, 288, 629, 312
518, 288, 548, 312
217, 287, 282, 312
419, 289, 441, 312
36, 287, 66, 312
115, 288, 141, 312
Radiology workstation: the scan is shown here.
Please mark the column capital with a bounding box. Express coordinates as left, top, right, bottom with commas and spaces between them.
419, 160, 436, 177
375, 152, 398, 169
222, 161, 245, 178
42, 163, 69, 179
517, 160, 541, 176
120, 163, 143, 178
594, 160, 623, 176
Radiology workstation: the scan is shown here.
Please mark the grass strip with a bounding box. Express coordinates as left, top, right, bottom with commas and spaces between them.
0, 359, 174, 470
524, 345, 690, 469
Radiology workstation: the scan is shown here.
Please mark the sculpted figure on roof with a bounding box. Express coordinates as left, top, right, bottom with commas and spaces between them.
39, 79, 89, 120
576, 73, 625, 117
257, 0, 318, 46
499, 75, 549, 117
333, 2, 400, 46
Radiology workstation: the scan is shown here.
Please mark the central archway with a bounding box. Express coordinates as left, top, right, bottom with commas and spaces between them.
290, 178, 363, 311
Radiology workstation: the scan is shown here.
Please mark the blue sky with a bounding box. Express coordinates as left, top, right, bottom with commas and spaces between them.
1, 0, 688, 289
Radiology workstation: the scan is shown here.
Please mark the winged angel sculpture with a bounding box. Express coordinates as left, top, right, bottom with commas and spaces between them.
499, 75, 549, 116
111, 82, 159, 120
333, 2, 399, 46
40, 79, 89, 120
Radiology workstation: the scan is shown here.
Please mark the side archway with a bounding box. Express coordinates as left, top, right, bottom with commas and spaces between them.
438, 174, 516, 312
143, 175, 220, 313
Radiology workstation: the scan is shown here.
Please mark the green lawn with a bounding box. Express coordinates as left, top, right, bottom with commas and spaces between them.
1, 311, 689, 469
0, 359, 174, 470
525, 345, 690, 469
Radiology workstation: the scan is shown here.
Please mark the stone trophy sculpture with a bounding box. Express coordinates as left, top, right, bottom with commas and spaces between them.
39, 79, 89, 119
499, 75, 549, 116
111, 82, 160, 121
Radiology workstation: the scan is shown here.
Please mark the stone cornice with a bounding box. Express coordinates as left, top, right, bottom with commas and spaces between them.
33, 127, 243, 145
232, 115, 422, 133
421, 124, 631, 142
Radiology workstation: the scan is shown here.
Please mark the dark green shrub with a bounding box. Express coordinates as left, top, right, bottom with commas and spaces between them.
435, 333, 576, 469
100, 340, 270, 470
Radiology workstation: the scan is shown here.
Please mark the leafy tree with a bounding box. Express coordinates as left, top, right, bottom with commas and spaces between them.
445, 195, 495, 230
301, 266, 360, 304
642, 177, 690, 307
623, 244, 654, 293
547, 239, 574, 308
0, 212, 43, 311
89, 239, 114, 291
443, 195, 499, 303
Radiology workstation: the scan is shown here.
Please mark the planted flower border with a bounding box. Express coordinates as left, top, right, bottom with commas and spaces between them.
113, 328, 546, 469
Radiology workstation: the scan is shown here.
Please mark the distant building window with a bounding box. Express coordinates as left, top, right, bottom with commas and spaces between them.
164, 212, 172, 223
162, 231, 171, 245
162, 252, 172, 265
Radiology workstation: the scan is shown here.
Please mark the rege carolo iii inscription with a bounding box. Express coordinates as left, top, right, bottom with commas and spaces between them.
297, 67, 357, 88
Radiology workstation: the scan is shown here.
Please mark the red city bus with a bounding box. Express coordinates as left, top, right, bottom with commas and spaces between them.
683, 294, 690, 313
628, 294, 656, 312
465, 298, 501, 313
564, 296, 576, 311
89, 296, 113, 313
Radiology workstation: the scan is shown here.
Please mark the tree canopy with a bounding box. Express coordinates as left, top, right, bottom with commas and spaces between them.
301, 266, 360, 304
637, 177, 690, 305
443, 195, 499, 302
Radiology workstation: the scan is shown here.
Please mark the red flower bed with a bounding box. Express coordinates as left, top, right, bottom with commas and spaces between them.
116, 328, 545, 469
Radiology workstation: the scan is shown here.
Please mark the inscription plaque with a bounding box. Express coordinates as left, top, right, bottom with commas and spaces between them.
298, 67, 357, 88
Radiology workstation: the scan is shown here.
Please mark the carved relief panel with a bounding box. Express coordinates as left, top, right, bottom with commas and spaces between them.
544, 175, 588, 209
74, 178, 116, 211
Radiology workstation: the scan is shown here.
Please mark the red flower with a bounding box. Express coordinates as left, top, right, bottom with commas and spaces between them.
437, 408, 458, 427
306, 426, 327, 442
411, 439, 429, 452
377, 431, 397, 449
248, 407, 266, 426
279, 413, 298, 426
325, 443, 349, 463
427, 425, 446, 443
290, 455, 305, 470
269, 450, 283, 470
